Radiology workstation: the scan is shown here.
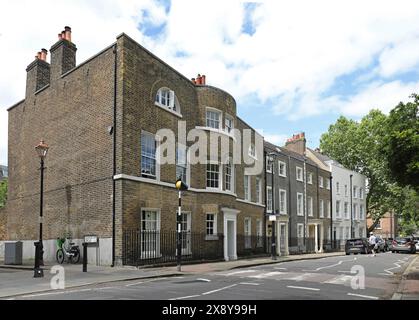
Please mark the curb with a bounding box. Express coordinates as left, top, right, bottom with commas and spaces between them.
1, 272, 183, 299
391, 254, 419, 300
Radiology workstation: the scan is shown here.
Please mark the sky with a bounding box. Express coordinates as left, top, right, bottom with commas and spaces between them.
1, 0, 419, 166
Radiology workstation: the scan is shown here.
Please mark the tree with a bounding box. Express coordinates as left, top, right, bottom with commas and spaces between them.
383, 94, 419, 191
320, 110, 399, 233
0, 179, 7, 208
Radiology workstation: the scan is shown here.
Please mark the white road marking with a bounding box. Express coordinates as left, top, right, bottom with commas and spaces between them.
248, 271, 284, 279
382, 259, 406, 276
239, 282, 260, 286
196, 278, 211, 282
285, 273, 317, 281
274, 267, 287, 270
95, 287, 115, 290
324, 275, 354, 285
347, 293, 378, 300
224, 270, 256, 276
302, 258, 356, 272
202, 284, 237, 295
126, 281, 144, 287
287, 285, 320, 291
21, 288, 92, 298
169, 294, 201, 300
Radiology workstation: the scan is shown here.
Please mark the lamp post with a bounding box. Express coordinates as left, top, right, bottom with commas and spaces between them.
175, 178, 188, 272
350, 174, 353, 238
34, 140, 49, 278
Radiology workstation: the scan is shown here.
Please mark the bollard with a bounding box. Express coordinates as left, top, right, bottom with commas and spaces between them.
82, 242, 87, 272
33, 241, 44, 278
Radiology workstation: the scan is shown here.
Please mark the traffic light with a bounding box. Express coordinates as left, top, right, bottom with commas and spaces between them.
175, 179, 189, 191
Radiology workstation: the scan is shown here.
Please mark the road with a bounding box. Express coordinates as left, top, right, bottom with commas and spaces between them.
7, 252, 417, 300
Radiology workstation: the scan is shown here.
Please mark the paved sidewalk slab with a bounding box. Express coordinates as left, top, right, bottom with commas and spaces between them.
391, 254, 419, 300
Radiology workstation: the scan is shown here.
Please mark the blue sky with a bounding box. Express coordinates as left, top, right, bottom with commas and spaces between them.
1, 0, 419, 165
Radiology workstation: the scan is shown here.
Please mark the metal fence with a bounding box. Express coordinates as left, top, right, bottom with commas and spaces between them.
123, 230, 224, 267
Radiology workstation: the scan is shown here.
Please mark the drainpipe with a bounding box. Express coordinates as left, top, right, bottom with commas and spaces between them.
263, 150, 267, 252
111, 43, 118, 267
350, 174, 353, 239
303, 157, 307, 245
329, 175, 333, 247
316, 166, 320, 251
287, 155, 292, 250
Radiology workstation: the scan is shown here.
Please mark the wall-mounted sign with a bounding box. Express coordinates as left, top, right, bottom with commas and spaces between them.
269, 215, 277, 221
84, 235, 98, 244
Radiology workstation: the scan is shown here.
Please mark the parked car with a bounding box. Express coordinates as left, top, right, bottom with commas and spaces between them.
375, 235, 386, 252
385, 238, 394, 251
391, 237, 417, 254
345, 238, 371, 255
414, 237, 419, 252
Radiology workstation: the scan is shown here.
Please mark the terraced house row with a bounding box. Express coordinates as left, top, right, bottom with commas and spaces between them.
0, 27, 367, 266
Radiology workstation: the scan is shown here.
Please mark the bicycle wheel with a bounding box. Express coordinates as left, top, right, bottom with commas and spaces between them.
70, 248, 80, 264
56, 249, 65, 264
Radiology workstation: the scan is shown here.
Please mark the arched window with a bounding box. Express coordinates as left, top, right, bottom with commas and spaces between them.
155, 87, 181, 114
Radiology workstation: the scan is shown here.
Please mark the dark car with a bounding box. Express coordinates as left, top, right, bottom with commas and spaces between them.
345, 238, 371, 255
375, 235, 387, 252
391, 237, 417, 254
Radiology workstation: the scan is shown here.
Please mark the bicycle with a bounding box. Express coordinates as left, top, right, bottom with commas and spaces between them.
56, 237, 81, 264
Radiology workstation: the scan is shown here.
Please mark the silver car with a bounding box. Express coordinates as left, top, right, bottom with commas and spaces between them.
391, 237, 417, 254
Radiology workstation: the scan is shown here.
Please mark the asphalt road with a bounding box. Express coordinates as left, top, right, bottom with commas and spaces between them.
8, 252, 417, 300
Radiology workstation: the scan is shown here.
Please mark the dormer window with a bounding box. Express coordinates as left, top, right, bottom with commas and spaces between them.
155, 87, 181, 114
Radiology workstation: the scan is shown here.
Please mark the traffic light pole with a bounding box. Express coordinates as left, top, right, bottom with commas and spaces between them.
177, 190, 182, 272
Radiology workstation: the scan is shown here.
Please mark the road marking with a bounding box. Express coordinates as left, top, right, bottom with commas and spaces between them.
338, 271, 352, 273
169, 294, 201, 300
21, 288, 92, 298
302, 258, 356, 272
382, 259, 405, 275
324, 275, 354, 285
202, 284, 237, 295
287, 285, 320, 291
248, 271, 284, 279
347, 293, 378, 300
274, 267, 287, 270
224, 270, 256, 276
285, 273, 317, 281
95, 287, 115, 290
196, 278, 211, 282
239, 282, 260, 286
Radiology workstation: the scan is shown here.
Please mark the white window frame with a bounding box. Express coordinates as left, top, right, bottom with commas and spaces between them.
319, 176, 324, 188
297, 192, 304, 216
176, 144, 188, 185
206, 213, 217, 236
360, 205, 364, 220
140, 208, 161, 257
248, 143, 257, 159
267, 186, 273, 213
344, 202, 349, 219
155, 87, 181, 116
319, 199, 324, 218
279, 189, 287, 214
326, 179, 330, 190
224, 114, 234, 134
297, 223, 304, 238
296, 167, 303, 182
327, 201, 331, 218
206, 161, 222, 190
266, 158, 273, 173
224, 157, 234, 192
353, 204, 358, 220
256, 177, 262, 204
336, 200, 341, 218
344, 185, 348, 197
359, 188, 363, 199
336, 182, 340, 195
206, 107, 222, 130
244, 175, 251, 201
141, 131, 159, 180
278, 160, 287, 177
307, 172, 313, 185
353, 186, 357, 199
307, 196, 313, 217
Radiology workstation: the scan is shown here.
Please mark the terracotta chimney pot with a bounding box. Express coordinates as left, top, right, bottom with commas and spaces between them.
40, 48, 47, 61
64, 26, 72, 42
201, 75, 206, 85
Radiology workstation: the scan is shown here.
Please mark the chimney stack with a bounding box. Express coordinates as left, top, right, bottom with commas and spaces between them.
26, 49, 50, 96
50, 26, 77, 80
284, 132, 306, 155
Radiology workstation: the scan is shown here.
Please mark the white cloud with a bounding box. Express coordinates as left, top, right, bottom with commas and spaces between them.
1, 0, 419, 165
263, 133, 288, 147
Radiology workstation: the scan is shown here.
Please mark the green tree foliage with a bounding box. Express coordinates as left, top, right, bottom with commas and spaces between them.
0, 179, 7, 208
320, 105, 418, 233
383, 94, 419, 191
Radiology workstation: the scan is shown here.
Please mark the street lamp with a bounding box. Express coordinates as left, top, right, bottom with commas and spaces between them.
175, 178, 188, 272
34, 140, 49, 278
267, 152, 277, 260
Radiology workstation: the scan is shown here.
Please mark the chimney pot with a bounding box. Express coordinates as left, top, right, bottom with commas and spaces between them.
37, 52, 42, 60
58, 33, 63, 40
191, 78, 196, 84
61, 31, 66, 40
201, 74, 206, 85
64, 26, 72, 42
40, 49, 48, 61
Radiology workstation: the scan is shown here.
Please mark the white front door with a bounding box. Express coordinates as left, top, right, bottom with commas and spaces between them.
223, 208, 239, 261
181, 212, 191, 255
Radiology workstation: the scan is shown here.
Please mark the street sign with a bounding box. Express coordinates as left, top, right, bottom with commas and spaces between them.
269, 215, 277, 221
84, 235, 98, 244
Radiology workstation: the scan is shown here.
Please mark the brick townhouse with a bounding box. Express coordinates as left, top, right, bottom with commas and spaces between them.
2, 27, 265, 266
264, 133, 332, 256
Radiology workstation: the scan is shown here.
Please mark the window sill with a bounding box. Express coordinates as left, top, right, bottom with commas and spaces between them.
205, 235, 219, 241
195, 126, 236, 140
154, 102, 183, 118
279, 174, 287, 178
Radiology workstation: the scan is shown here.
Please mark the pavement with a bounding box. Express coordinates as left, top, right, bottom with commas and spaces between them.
0, 252, 344, 299
391, 254, 419, 300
